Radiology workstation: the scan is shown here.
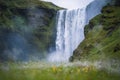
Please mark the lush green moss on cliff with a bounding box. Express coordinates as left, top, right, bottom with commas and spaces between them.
0, 0, 61, 29
0, 0, 61, 61
70, 5, 120, 62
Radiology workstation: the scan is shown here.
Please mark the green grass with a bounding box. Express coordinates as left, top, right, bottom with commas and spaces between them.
0, 63, 120, 80
71, 5, 120, 62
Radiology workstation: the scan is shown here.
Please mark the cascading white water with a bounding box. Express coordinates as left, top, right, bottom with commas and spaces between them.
48, 0, 111, 62
48, 8, 86, 62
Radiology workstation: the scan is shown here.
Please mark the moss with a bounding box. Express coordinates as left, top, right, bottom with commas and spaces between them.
32, 16, 56, 52
102, 6, 120, 29
71, 5, 120, 62
84, 14, 102, 35
0, 0, 59, 61
0, 0, 61, 29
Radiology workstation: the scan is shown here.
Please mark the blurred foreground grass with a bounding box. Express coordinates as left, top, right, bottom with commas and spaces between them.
0, 62, 120, 80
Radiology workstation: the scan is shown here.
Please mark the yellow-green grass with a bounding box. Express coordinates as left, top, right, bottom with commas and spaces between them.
0, 62, 120, 80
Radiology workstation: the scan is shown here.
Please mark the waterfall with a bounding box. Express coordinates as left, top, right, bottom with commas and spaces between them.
48, 0, 111, 62
48, 8, 86, 62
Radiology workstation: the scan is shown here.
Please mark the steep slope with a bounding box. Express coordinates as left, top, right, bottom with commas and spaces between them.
0, 0, 61, 62
70, 3, 120, 62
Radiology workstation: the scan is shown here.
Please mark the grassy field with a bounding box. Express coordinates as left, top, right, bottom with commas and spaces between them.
0, 62, 120, 80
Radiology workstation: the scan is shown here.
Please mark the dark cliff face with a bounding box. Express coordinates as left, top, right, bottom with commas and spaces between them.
70, 1, 120, 62
0, 0, 60, 62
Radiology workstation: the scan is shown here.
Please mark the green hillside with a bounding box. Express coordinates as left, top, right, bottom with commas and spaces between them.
70, 4, 120, 62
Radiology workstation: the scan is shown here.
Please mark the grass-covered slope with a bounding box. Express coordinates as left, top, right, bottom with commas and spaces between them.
70, 5, 120, 62
0, 0, 61, 61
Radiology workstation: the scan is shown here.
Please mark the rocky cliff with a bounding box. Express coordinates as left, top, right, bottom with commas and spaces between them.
0, 0, 61, 62
70, 0, 120, 62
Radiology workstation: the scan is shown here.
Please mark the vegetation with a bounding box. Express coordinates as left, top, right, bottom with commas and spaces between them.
0, 62, 120, 80
0, 0, 61, 61
0, 0, 61, 29
71, 5, 120, 62
0, 0, 120, 80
